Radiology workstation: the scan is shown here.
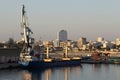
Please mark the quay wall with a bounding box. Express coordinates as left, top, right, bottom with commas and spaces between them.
0, 48, 21, 63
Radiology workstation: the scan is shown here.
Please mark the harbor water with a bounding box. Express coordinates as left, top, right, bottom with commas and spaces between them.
0, 64, 120, 80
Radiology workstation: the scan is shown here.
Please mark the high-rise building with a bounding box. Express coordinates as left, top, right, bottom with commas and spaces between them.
57, 30, 67, 42
53, 39, 59, 47
116, 38, 120, 46
97, 37, 104, 42
78, 37, 87, 48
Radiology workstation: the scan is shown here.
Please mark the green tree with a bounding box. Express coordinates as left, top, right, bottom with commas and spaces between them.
7, 37, 15, 48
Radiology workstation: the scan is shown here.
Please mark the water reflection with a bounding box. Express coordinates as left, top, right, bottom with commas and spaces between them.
45, 69, 51, 80
1, 64, 120, 80
21, 65, 82, 80
22, 70, 32, 80
92, 64, 102, 72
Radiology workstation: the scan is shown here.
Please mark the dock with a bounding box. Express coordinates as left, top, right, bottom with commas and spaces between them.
0, 63, 20, 69
1, 52, 120, 69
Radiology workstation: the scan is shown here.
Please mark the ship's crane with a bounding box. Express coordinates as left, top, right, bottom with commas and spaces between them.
20, 5, 34, 56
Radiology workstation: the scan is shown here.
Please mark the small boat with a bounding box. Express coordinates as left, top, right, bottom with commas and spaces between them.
18, 5, 81, 69
103, 57, 120, 64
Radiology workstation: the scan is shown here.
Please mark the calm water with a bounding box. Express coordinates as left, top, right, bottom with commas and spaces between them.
0, 64, 120, 80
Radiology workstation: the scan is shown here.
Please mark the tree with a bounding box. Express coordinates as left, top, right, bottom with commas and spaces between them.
7, 37, 15, 48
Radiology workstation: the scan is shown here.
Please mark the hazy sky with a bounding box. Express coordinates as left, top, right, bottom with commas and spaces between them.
0, 0, 120, 41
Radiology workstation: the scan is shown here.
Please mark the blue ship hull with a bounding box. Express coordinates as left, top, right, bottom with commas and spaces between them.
19, 59, 81, 69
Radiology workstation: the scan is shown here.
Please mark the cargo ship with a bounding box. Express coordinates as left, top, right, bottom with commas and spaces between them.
18, 5, 81, 69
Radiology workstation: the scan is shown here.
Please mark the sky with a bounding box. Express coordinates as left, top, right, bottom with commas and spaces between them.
0, 0, 120, 41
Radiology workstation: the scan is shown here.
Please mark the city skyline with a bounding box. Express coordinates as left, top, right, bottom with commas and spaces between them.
0, 0, 120, 41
